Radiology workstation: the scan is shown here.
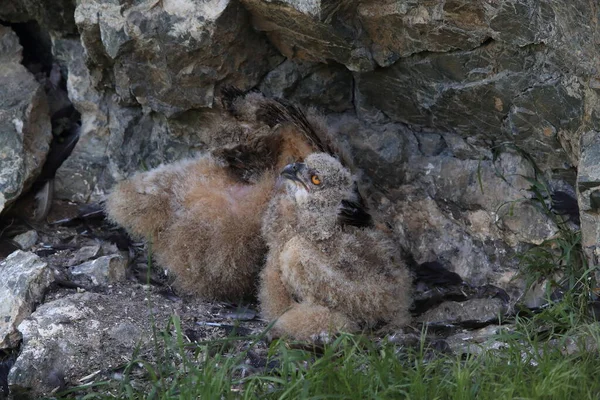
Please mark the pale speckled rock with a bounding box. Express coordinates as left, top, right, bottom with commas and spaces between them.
7, 291, 175, 398
69, 254, 128, 286
0, 26, 52, 213
0, 251, 54, 349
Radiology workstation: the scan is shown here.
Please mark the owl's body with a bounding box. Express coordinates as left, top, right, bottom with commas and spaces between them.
260, 153, 412, 340
105, 90, 334, 299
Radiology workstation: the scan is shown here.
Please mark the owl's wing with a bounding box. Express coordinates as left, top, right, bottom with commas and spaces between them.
255, 98, 330, 153
337, 184, 373, 228
220, 86, 339, 158
212, 133, 282, 183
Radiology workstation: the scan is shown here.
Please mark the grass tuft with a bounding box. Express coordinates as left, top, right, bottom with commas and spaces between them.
62, 319, 600, 400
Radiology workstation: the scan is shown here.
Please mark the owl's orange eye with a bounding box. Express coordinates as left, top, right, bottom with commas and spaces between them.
311, 175, 321, 185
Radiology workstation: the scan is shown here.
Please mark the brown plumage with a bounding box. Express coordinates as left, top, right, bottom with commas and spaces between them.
105, 90, 336, 299
260, 153, 412, 341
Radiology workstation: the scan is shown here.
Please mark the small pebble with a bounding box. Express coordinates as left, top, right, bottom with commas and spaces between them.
12, 230, 38, 250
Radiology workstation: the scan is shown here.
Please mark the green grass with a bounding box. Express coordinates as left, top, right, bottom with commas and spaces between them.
59, 314, 600, 400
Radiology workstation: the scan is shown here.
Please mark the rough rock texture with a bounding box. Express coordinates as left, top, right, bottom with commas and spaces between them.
0, 0, 77, 35
418, 298, 507, 326
6, 287, 267, 398
578, 131, 600, 267
74, 0, 279, 115
0, 26, 52, 213
0, 251, 54, 349
1, 0, 599, 356
69, 253, 128, 286
7, 291, 171, 397
12, 230, 38, 250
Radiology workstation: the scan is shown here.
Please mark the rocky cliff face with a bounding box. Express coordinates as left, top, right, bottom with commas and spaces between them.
2, 0, 600, 396
1, 0, 598, 322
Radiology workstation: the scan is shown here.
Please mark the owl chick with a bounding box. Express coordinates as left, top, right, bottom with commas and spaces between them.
260, 153, 412, 341
105, 89, 337, 300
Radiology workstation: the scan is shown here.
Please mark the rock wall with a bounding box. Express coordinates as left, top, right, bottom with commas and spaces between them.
1, 0, 599, 301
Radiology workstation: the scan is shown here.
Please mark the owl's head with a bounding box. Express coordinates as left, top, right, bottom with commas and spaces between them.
279, 153, 373, 238
280, 153, 353, 208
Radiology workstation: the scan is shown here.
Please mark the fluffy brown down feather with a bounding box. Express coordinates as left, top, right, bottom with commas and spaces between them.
105, 90, 335, 300
260, 153, 412, 341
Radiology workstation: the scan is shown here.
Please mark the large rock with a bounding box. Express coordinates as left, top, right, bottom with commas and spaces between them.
355, 40, 586, 173
0, 251, 54, 349
74, 0, 279, 115
330, 116, 557, 300
8, 291, 176, 397
418, 298, 508, 326
0, 26, 52, 213
50, 33, 272, 201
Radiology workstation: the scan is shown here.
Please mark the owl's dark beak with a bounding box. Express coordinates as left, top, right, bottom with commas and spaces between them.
280, 162, 306, 182
281, 162, 310, 191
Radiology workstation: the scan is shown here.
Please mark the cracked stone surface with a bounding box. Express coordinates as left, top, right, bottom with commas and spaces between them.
577, 131, 600, 266
0, 251, 54, 349
1, 2, 599, 394
0, 26, 52, 213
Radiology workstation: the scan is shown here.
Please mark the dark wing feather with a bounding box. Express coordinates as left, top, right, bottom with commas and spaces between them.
337, 199, 373, 227
337, 185, 373, 228
256, 98, 334, 155
220, 86, 247, 114
212, 134, 282, 183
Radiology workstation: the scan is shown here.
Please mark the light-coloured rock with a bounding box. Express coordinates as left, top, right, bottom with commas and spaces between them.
7, 291, 173, 397
51, 38, 257, 202
70, 254, 128, 286
0, 26, 52, 213
11, 231, 38, 250
0, 251, 54, 349
331, 116, 555, 301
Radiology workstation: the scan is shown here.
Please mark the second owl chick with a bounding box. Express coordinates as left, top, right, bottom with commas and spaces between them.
260, 153, 412, 341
